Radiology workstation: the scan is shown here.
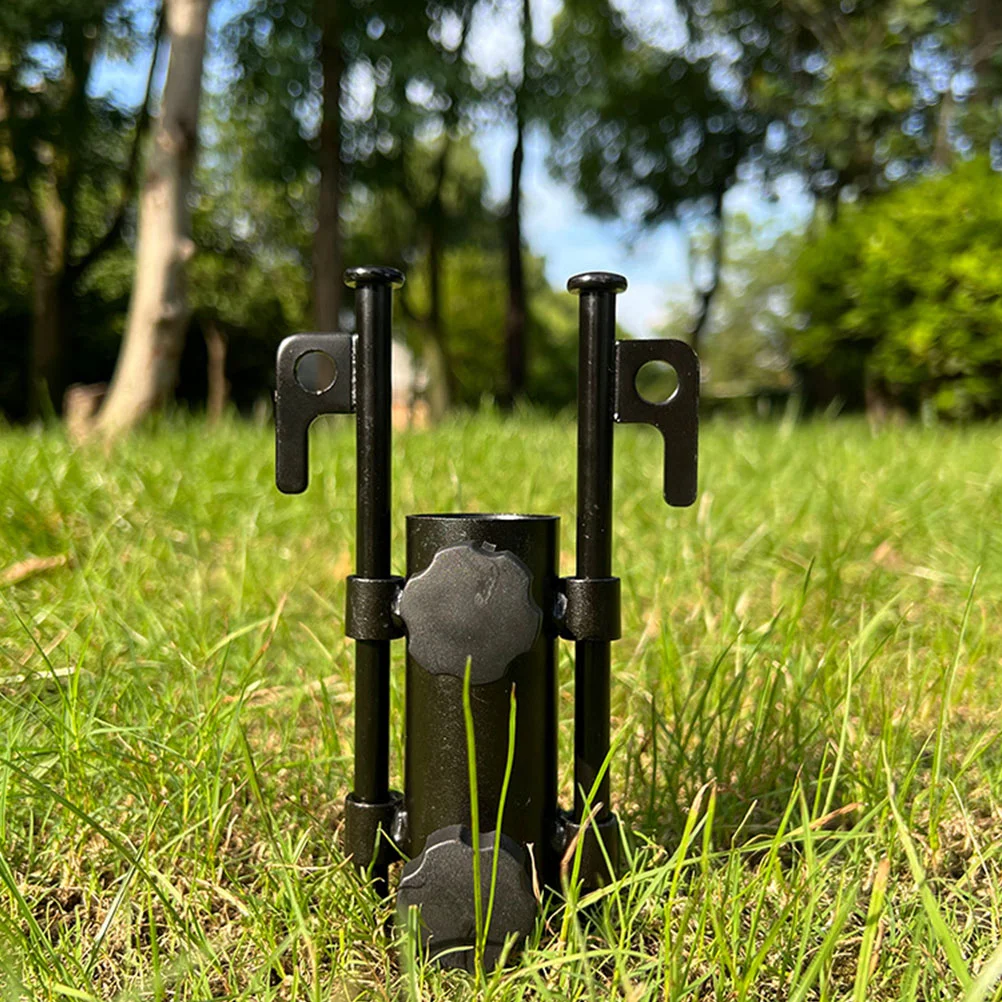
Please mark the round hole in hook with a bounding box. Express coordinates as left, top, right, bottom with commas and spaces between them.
635, 360, 679, 404
294, 349, 337, 394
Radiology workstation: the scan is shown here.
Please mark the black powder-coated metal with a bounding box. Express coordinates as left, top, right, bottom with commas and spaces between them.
568, 271, 623, 822
344, 266, 403, 840
274, 262, 700, 959
614, 338, 700, 506
402, 514, 559, 881
557, 811, 620, 885
345, 575, 405, 641
343, 791, 404, 870
558, 576, 621, 642
274, 331, 355, 494
272, 272, 405, 883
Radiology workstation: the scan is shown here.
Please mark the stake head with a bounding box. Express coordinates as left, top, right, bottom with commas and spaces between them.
344, 265, 405, 290
567, 271, 628, 295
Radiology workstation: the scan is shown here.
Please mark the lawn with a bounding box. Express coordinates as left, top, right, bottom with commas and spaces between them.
1, 412, 1001, 1000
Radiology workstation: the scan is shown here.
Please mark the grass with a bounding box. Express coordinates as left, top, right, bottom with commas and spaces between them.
0, 409, 1000, 1000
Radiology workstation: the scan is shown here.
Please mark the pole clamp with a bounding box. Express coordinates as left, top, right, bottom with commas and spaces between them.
343, 791, 404, 870
345, 576, 405, 640
555, 810, 620, 889
557, 577, 621, 641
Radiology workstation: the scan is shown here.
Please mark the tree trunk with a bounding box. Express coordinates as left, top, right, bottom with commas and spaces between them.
27, 12, 158, 422
420, 336, 452, 422
31, 273, 66, 417
204, 320, 229, 424
398, 289, 451, 421
30, 22, 95, 418
973, 0, 1002, 101
423, 134, 458, 418
65, 383, 108, 443
417, 5, 471, 417
313, 7, 343, 330
688, 188, 725, 351
29, 183, 68, 416
92, 0, 211, 439
424, 240, 452, 419
69, 11, 163, 286
932, 89, 954, 168
502, 0, 531, 408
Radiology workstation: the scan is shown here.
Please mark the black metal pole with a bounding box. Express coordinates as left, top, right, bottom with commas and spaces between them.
344, 266, 403, 810
568, 271, 626, 821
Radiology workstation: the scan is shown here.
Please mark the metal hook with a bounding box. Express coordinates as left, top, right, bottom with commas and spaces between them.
274, 332, 356, 494
613, 338, 699, 506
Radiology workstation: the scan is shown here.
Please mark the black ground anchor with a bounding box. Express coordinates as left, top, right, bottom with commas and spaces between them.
274, 266, 699, 967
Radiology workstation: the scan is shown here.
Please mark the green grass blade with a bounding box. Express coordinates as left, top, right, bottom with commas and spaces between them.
852, 856, 889, 1002
885, 748, 972, 990
462, 657, 484, 980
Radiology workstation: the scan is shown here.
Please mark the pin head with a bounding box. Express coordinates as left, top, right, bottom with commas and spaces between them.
567, 272, 628, 295
344, 266, 405, 289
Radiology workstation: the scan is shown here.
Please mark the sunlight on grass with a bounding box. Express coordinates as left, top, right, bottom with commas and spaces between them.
0, 412, 1000, 999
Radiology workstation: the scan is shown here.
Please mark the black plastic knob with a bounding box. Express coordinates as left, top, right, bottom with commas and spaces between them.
397, 542, 541, 684
397, 825, 538, 971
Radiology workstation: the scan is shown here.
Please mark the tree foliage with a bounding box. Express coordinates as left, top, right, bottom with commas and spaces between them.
0, 0, 156, 414
659, 212, 800, 393
544, 1, 755, 223
666, 0, 1002, 199
3, 0, 1002, 423
790, 157, 1002, 418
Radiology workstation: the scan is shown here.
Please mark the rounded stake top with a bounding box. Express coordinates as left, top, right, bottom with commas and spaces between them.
344, 266, 406, 289
567, 271, 628, 295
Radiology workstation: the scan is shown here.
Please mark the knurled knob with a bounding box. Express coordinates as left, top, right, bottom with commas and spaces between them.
396, 825, 538, 970
397, 542, 541, 684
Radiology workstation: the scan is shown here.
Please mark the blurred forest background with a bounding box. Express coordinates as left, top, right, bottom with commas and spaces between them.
2, 0, 1002, 437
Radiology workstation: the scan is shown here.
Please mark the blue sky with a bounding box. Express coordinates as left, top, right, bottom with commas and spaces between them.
88, 0, 812, 337
477, 126, 694, 336
475, 127, 811, 337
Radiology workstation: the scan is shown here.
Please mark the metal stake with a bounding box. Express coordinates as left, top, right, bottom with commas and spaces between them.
344, 266, 403, 889
568, 271, 626, 821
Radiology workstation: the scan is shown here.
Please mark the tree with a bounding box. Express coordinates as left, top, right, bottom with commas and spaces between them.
228, 0, 507, 410
343, 135, 506, 411
545, 0, 1002, 360
0, 0, 159, 416
313, 3, 344, 329
789, 158, 1002, 418
670, 0, 1002, 203
400, 243, 578, 410
371, 0, 481, 416
500, 0, 532, 406
93, 0, 212, 438
658, 213, 800, 395
227, 1, 466, 328
185, 161, 313, 417
543, 0, 759, 350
